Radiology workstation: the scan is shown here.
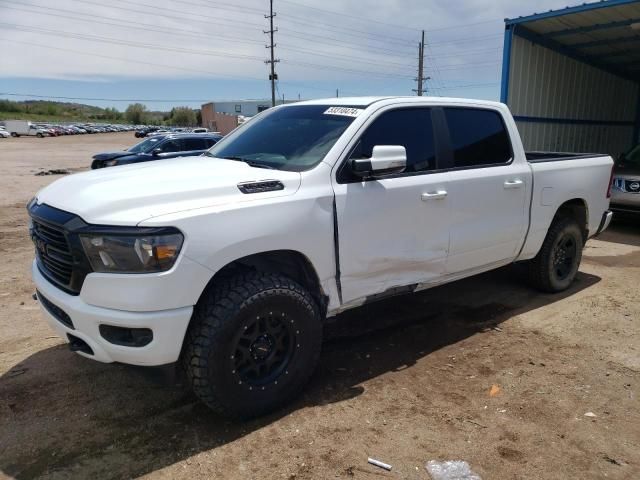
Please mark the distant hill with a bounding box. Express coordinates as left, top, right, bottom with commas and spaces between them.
0, 99, 168, 124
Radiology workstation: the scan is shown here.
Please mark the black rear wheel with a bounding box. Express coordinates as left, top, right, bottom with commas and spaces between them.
183, 270, 323, 417
527, 217, 583, 293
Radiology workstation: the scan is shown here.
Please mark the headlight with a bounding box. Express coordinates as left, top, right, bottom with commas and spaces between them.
104, 159, 119, 167
80, 232, 183, 273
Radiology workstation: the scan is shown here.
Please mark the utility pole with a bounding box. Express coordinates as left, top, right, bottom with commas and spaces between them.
413, 30, 425, 96
336, 88, 339, 98
264, 0, 279, 107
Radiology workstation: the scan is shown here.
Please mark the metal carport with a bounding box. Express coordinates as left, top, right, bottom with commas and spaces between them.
501, 0, 640, 157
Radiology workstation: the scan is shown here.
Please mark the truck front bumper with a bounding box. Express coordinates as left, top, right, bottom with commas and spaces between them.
32, 261, 193, 366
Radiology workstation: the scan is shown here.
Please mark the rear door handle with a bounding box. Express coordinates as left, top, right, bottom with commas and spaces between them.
421, 191, 448, 201
504, 179, 524, 189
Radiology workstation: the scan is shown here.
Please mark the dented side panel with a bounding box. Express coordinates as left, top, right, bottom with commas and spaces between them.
334, 171, 451, 305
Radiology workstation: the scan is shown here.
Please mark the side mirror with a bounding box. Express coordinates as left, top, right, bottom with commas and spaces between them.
352, 145, 407, 178
152, 148, 162, 156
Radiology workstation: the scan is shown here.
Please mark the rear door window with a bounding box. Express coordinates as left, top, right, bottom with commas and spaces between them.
183, 138, 208, 151
159, 139, 183, 153
444, 108, 512, 168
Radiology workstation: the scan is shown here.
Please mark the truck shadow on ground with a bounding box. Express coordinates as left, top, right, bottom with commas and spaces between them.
0, 267, 600, 479
598, 216, 640, 247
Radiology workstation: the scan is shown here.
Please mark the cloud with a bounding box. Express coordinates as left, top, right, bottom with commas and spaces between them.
0, 0, 568, 102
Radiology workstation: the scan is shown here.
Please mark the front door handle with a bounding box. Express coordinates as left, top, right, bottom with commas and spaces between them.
421, 190, 448, 201
504, 179, 524, 189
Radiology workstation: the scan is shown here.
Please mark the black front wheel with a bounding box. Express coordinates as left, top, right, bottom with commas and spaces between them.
183, 271, 323, 417
527, 217, 584, 293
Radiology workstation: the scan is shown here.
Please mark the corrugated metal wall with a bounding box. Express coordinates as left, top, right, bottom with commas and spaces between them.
507, 33, 639, 156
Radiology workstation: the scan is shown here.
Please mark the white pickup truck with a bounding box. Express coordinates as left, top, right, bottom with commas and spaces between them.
28, 97, 614, 417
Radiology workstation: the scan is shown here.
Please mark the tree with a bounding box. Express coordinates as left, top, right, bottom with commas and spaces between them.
104, 107, 122, 121
170, 106, 197, 126
125, 103, 147, 124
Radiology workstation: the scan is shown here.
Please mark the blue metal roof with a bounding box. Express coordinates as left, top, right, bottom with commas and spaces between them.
502, 0, 640, 84
505, 0, 640, 26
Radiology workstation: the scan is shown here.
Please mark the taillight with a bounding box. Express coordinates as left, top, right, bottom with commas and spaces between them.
607, 166, 614, 198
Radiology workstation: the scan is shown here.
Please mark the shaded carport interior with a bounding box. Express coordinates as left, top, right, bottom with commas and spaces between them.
501, 0, 640, 157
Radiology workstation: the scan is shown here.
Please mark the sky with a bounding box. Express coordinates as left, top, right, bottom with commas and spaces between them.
0, 0, 570, 111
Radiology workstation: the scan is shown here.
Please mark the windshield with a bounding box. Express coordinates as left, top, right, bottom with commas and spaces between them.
127, 136, 164, 153
621, 144, 640, 166
205, 105, 360, 171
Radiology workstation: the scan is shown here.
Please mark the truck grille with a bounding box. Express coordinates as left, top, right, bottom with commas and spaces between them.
624, 180, 640, 193
28, 202, 94, 295
31, 219, 74, 286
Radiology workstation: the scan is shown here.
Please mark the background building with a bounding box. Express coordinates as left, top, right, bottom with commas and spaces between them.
501, 0, 640, 157
200, 99, 302, 134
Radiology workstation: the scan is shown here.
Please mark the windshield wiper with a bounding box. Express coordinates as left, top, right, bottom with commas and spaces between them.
222, 156, 276, 170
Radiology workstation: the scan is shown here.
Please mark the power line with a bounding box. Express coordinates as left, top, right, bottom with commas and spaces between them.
160, 0, 419, 47
1, 38, 367, 97
278, 0, 500, 34
45, 0, 266, 33
0, 92, 215, 102
0, 38, 265, 81
2, 0, 501, 61
76, 0, 418, 57
0, 1, 506, 97
1, 3, 422, 72
99, 0, 418, 50
275, 13, 415, 47
104, 0, 266, 29
278, 45, 414, 69
0, 22, 264, 61
0, 3, 266, 48
1, 22, 418, 80
281, 59, 414, 79
280, 30, 416, 59
429, 82, 499, 91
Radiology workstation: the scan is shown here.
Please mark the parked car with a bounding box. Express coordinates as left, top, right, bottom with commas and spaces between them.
28, 97, 613, 417
37, 125, 57, 137
611, 143, 640, 214
90, 133, 223, 168
0, 126, 10, 138
4, 120, 50, 137
147, 129, 170, 137
51, 126, 67, 136
192, 127, 209, 133
135, 127, 160, 138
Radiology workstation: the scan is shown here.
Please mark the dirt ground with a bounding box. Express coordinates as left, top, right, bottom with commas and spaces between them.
0, 133, 638, 480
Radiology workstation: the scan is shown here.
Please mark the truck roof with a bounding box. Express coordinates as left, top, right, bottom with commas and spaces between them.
294, 96, 505, 108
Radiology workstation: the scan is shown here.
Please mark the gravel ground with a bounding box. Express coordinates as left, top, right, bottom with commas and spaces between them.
0, 133, 638, 480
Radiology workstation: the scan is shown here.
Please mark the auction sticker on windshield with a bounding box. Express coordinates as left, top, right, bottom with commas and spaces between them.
324, 107, 364, 117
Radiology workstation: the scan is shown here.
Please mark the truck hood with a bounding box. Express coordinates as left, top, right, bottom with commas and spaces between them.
35, 156, 302, 225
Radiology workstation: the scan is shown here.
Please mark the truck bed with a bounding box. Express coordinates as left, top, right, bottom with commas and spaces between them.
526, 151, 605, 163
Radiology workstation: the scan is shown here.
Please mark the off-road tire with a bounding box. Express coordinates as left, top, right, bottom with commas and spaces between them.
36, 132, 43, 138
183, 270, 323, 418
527, 217, 583, 293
